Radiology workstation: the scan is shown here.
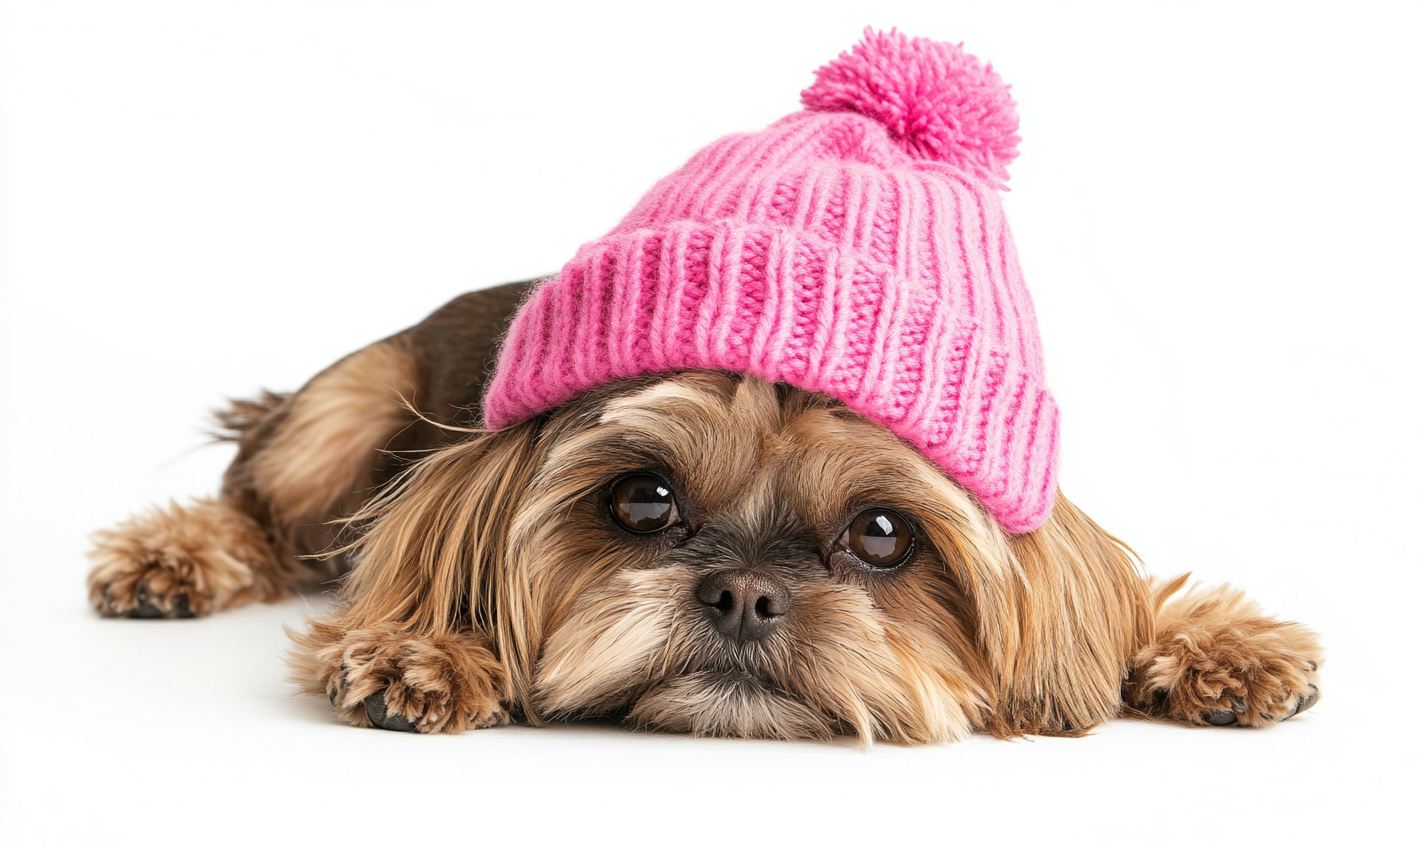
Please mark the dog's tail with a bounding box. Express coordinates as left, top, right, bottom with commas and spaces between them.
212, 390, 291, 441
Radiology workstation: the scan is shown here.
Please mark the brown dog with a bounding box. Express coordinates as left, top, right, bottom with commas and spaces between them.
87, 281, 1322, 742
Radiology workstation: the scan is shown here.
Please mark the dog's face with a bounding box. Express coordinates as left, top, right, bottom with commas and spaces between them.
481, 371, 1018, 742
514, 371, 1001, 742
350, 369, 1134, 743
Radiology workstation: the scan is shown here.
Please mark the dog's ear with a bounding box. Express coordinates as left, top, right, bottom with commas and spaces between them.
338, 417, 545, 646
965, 494, 1151, 736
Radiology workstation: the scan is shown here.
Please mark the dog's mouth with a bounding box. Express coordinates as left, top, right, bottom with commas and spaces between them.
534, 654, 843, 739
621, 669, 837, 740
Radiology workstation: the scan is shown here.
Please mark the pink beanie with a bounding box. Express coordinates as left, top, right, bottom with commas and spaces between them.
484, 29, 1059, 533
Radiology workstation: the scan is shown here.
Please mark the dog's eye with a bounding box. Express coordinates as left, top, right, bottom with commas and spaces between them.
610, 474, 681, 533
838, 508, 913, 568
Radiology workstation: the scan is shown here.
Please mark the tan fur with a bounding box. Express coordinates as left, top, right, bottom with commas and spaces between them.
92, 287, 1322, 742
88, 496, 285, 616
248, 337, 421, 523
627, 672, 834, 740
288, 619, 508, 733
1123, 578, 1322, 726
286, 420, 543, 731
986, 498, 1152, 736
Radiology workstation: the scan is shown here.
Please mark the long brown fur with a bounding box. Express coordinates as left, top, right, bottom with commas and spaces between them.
90, 285, 1323, 743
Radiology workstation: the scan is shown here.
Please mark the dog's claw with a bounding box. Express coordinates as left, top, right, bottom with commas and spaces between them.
364, 690, 416, 732
1205, 710, 1237, 726
1271, 682, 1321, 722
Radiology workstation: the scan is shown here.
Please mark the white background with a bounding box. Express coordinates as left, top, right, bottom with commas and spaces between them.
2, 1, 1420, 845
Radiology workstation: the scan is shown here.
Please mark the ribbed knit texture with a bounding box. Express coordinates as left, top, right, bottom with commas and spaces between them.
484, 29, 1060, 533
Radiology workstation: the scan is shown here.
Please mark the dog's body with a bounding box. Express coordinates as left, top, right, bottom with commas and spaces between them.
88, 283, 1322, 742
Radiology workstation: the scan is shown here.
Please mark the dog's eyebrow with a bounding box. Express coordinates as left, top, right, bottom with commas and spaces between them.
597, 381, 723, 427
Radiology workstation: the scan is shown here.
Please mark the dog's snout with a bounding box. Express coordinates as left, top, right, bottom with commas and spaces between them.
696, 570, 790, 643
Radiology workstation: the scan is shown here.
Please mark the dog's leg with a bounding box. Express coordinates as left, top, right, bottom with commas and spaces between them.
87, 281, 539, 620
88, 492, 291, 618
88, 337, 427, 618
1123, 576, 1323, 727
288, 422, 543, 733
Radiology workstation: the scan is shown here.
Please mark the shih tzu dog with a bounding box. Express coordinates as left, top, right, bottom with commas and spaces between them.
87, 30, 1322, 743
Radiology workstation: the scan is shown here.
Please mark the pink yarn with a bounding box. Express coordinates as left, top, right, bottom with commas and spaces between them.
484, 30, 1059, 533
801, 28, 1020, 186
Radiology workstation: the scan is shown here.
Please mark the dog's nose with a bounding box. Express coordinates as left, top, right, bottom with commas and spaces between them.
696, 570, 790, 643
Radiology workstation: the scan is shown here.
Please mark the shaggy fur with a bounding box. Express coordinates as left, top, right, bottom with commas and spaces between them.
89, 283, 1323, 743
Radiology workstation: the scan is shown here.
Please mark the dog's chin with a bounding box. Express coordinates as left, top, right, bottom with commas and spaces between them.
625, 672, 836, 740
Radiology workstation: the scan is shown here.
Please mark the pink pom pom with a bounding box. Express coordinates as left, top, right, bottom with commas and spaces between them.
801, 28, 1020, 186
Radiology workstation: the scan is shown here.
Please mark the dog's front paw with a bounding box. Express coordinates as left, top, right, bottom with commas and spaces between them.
1128, 618, 1322, 728
87, 498, 279, 618
313, 627, 509, 734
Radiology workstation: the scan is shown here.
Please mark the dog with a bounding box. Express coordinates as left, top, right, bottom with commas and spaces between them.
86, 282, 1324, 741
86, 30, 1322, 743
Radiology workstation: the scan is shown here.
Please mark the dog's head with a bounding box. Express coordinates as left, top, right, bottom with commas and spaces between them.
344, 371, 1145, 743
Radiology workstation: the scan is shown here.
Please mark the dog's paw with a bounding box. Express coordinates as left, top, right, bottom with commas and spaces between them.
319, 629, 509, 734
1128, 619, 1322, 728
88, 498, 283, 618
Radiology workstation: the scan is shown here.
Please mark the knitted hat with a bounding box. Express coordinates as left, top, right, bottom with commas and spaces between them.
484, 29, 1059, 533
